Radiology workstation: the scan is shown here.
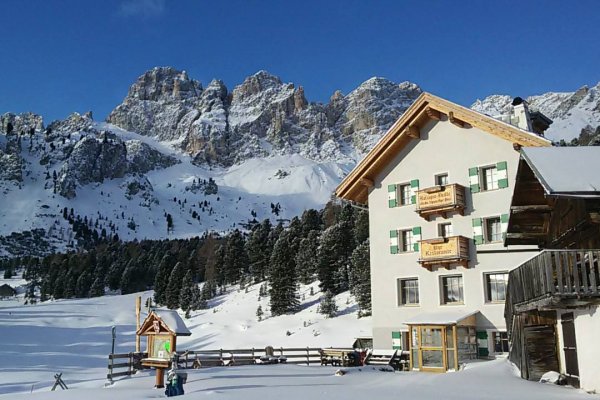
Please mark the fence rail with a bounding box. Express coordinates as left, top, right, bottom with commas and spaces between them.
107, 346, 338, 381
107, 352, 147, 381
505, 249, 600, 333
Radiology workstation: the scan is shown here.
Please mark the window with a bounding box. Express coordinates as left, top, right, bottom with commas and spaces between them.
485, 217, 502, 243
398, 183, 411, 205
436, 173, 449, 186
485, 272, 508, 302
441, 275, 464, 304
398, 278, 419, 305
439, 223, 453, 238
481, 166, 499, 191
400, 229, 414, 252
492, 331, 509, 353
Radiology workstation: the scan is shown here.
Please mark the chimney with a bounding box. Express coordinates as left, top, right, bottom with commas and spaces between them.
507, 97, 552, 136
510, 97, 532, 131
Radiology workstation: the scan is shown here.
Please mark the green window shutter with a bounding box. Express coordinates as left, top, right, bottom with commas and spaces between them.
497, 161, 509, 188
392, 331, 402, 350
388, 184, 397, 208
477, 331, 489, 357
472, 218, 483, 245
501, 213, 509, 240
412, 226, 421, 252
468, 167, 480, 193
410, 179, 419, 204
390, 229, 398, 254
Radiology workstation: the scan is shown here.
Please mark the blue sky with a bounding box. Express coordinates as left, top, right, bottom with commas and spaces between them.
1, 0, 599, 122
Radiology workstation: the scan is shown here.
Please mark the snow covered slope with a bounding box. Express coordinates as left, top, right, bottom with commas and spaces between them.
0, 280, 588, 399
0, 281, 370, 394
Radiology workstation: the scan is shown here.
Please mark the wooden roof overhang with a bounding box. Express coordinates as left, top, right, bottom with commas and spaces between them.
505, 158, 553, 247
335, 92, 551, 205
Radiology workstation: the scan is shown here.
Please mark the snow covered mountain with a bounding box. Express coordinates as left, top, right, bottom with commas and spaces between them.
1, 67, 598, 257
472, 83, 600, 144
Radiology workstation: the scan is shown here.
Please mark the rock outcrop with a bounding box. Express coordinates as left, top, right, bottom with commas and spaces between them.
107, 68, 423, 166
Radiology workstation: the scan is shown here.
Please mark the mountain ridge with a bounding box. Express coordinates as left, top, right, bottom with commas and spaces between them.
1, 68, 599, 257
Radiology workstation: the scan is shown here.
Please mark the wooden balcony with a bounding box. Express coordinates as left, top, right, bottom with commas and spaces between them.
416, 184, 466, 220
418, 235, 470, 270
506, 250, 600, 316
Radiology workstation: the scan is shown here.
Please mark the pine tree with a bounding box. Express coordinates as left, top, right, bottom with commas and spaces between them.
223, 230, 248, 284
191, 283, 206, 310
179, 270, 194, 312
213, 245, 226, 287
295, 230, 320, 284
353, 210, 369, 245
269, 231, 299, 316
317, 221, 354, 294
246, 219, 272, 283
256, 305, 264, 321
318, 290, 338, 318
349, 240, 371, 316
154, 253, 176, 305
165, 262, 186, 309
75, 270, 92, 298
90, 276, 105, 297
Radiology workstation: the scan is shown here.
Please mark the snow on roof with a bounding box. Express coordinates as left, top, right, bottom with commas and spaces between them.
154, 309, 192, 336
522, 147, 600, 196
403, 309, 479, 325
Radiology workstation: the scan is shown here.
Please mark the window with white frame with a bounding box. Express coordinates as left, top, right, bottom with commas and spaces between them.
398, 183, 411, 206
400, 229, 414, 252
485, 272, 508, 302
439, 223, 453, 238
481, 166, 499, 191
485, 217, 502, 243
436, 173, 449, 186
492, 331, 509, 353
441, 275, 464, 304
397, 278, 419, 305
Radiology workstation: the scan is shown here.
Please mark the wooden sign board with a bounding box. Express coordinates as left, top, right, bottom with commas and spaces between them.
418, 187, 454, 210
421, 239, 458, 259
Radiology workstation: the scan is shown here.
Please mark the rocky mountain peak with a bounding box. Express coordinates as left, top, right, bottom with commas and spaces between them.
1, 112, 44, 134
231, 70, 286, 102
126, 66, 202, 102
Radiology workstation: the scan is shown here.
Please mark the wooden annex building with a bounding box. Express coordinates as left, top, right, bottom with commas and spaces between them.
504, 147, 600, 392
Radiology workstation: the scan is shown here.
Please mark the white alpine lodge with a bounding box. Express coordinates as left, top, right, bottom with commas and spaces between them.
336, 93, 600, 392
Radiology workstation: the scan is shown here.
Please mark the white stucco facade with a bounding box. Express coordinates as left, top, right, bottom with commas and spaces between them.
556, 307, 600, 393
368, 115, 539, 355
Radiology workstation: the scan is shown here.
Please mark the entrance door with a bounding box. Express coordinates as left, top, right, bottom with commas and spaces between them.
523, 325, 559, 381
561, 313, 580, 387
419, 326, 444, 372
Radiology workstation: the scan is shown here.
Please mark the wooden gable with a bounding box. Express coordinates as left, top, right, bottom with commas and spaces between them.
335, 92, 551, 204
137, 311, 176, 336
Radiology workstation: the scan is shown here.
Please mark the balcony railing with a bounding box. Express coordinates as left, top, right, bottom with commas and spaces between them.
506, 250, 600, 317
418, 235, 470, 269
416, 184, 466, 220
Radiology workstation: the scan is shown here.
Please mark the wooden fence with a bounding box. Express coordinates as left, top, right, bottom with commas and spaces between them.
107, 347, 329, 381
176, 347, 324, 367
107, 352, 147, 381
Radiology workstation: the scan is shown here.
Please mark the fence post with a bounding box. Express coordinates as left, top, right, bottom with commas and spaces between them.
129, 352, 133, 376
306, 347, 309, 365
280, 347, 284, 357
108, 354, 114, 384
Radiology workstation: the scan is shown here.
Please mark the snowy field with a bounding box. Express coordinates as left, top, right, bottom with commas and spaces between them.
0, 277, 595, 399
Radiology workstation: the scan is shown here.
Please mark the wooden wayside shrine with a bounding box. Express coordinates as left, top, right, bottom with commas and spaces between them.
137, 309, 191, 388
